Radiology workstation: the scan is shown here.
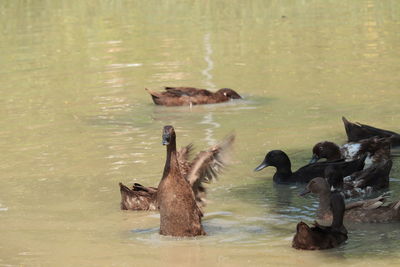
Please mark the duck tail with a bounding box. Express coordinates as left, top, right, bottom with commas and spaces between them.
119, 182, 132, 194
145, 88, 163, 105
145, 88, 159, 97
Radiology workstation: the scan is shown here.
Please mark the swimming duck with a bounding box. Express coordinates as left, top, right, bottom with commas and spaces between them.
292, 190, 348, 250
302, 177, 400, 223
309, 136, 392, 168
120, 134, 234, 212
157, 125, 204, 237
145, 87, 242, 106
254, 150, 365, 184
342, 116, 400, 146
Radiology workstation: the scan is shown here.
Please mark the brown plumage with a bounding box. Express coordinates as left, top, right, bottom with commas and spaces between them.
119, 183, 158, 211
303, 177, 400, 223
310, 137, 392, 168
292, 191, 348, 250
342, 116, 400, 146
157, 125, 204, 237
119, 134, 234, 212
145, 87, 242, 106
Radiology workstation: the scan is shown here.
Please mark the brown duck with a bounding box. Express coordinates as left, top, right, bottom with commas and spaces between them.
158, 125, 204, 237
292, 190, 348, 250
302, 177, 400, 223
342, 116, 400, 146
145, 87, 242, 106
119, 134, 234, 212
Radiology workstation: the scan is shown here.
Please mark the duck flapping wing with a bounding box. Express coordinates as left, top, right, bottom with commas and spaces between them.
186, 134, 235, 205
177, 143, 194, 178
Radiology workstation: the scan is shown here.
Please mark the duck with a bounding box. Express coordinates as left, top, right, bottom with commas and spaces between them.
145, 87, 242, 106
254, 150, 365, 184
309, 136, 392, 169
342, 116, 400, 146
157, 125, 205, 237
301, 177, 400, 223
292, 190, 348, 250
120, 134, 235, 212
323, 158, 392, 198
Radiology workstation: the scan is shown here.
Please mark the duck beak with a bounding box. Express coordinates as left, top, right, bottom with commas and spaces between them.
299, 188, 311, 196
254, 161, 269, 172
309, 154, 319, 164
162, 133, 170, 145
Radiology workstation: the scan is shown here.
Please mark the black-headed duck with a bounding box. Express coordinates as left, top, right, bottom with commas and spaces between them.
342, 116, 400, 146
292, 190, 348, 250
302, 177, 400, 223
145, 87, 242, 106
254, 150, 365, 184
309, 137, 392, 168
119, 134, 234, 212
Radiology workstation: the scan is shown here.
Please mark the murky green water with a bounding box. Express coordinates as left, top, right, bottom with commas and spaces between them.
1, 0, 400, 266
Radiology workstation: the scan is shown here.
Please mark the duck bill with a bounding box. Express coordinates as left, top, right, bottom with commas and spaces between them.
254, 161, 269, 172
299, 188, 311, 196
309, 154, 319, 164
162, 134, 170, 145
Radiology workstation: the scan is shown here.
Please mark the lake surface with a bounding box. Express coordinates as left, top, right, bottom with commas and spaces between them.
1, 0, 400, 266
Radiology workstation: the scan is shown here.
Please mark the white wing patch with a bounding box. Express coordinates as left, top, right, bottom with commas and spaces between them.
341, 143, 361, 161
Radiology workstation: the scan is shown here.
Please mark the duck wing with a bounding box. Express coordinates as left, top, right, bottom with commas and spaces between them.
177, 143, 194, 178
119, 182, 158, 211
165, 87, 213, 97
293, 156, 365, 183
349, 159, 392, 189
345, 194, 387, 210
186, 134, 235, 206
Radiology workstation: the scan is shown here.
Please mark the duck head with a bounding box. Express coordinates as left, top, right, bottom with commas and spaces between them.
300, 177, 330, 196
310, 141, 341, 163
217, 88, 242, 99
254, 150, 291, 172
162, 125, 176, 145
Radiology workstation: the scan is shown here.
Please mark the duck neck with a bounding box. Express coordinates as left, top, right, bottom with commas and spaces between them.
162, 137, 180, 179
330, 193, 345, 231
317, 191, 332, 217
328, 144, 342, 161
274, 162, 292, 182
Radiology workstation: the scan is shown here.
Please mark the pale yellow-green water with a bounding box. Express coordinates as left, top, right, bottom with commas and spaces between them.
1, 1, 400, 266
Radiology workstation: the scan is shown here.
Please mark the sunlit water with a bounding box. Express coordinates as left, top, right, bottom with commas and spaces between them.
1, 1, 400, 266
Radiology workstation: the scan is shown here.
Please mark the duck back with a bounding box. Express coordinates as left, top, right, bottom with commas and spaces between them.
288, 156, 365, 184
292, 222, 348, 250
157, 172, 205, 236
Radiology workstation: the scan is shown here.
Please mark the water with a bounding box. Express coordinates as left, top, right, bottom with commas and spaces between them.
1, 0, 400, 266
